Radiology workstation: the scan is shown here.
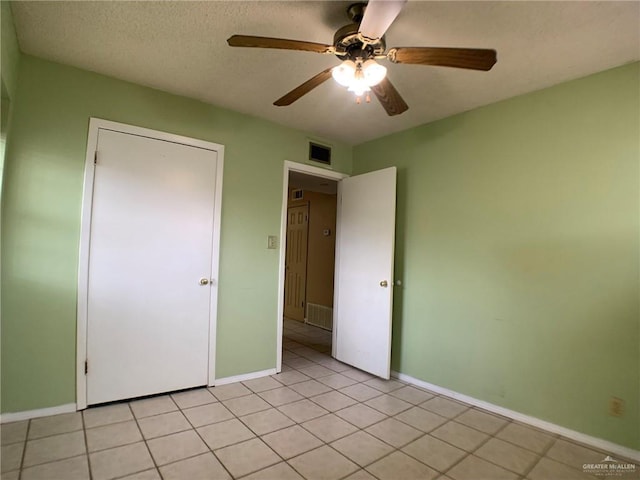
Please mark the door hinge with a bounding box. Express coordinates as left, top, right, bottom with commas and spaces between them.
84, 360, 88, 375
94, 151, 98, 165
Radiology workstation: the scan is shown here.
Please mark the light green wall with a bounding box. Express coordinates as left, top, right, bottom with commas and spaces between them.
1, 54, 351, 412
353, 62, 640, 449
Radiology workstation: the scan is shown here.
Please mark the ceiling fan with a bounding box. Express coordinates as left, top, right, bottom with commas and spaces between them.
227, 0, 497, 116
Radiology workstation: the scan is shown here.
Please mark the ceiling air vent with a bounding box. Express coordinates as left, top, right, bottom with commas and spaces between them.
291, 189, 304, 200
309, 142, 331, 165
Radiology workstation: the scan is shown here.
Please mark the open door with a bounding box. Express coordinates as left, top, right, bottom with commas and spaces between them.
334, 167, 396, 379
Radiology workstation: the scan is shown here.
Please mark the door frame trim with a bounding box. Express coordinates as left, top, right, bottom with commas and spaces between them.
277, 161, 348, 372
76, 118, 225, 409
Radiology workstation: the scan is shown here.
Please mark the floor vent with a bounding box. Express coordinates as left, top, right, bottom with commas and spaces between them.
306, 303, 333, 331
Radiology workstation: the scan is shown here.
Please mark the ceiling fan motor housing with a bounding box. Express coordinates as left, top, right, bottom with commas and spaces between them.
333, 23, 386, 60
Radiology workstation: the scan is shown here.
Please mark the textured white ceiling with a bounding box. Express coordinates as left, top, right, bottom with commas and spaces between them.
10, 1, 640, 145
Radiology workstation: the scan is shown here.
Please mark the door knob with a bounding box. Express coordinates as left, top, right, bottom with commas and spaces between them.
380, 280, 388, 287
199, 278, 210, 286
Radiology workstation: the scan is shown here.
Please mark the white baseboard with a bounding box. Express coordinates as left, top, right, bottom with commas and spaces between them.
392, 371, 640, 463
2, 369, 279, 421
213, 368, 277, 386
0, 403, 77, 424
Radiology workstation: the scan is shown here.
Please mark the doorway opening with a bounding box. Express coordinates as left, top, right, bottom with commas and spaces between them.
276, 162, 347, 371
283, 171, 338, 355
277, 162, 397, 378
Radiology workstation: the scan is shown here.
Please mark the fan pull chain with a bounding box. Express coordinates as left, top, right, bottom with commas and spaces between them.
355, 94, 372, 105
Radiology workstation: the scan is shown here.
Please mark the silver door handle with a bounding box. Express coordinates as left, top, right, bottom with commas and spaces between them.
380, 280, 388, 287
199, 278, 210, 286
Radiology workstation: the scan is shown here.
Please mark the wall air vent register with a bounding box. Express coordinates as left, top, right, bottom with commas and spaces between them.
309, 142, 331, 165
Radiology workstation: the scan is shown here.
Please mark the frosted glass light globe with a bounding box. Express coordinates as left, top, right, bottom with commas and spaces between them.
362, 60, 387, 87
332, 61, 357, 87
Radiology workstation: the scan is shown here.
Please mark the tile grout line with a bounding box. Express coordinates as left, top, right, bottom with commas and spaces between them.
17, 426, 87, 443
522, 434, 567, 479
478, 420, 558, 457
296, 411, 359, 444
427, 409, 510, 478
80, 411, 94, 480
177, 393, 245, 480
339, 425, 428, 477
16, 418, 30, 480
511, 423, 559, 480
456, 418, 525, 476
224, 428, 287, 478
127, 401, 164, 480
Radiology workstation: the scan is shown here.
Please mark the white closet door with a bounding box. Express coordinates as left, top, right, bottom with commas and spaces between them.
87, 128, 218, 405
334, 167, 397, 379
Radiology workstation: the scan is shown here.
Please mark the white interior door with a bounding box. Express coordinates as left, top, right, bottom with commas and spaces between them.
334, 167, 396, 379
284, 205, 309, 322
86, 128, 218, 405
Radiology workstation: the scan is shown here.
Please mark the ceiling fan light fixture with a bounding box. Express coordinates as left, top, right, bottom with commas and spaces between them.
333, 59, 386, 97
229, 0, 495, 116
331, 60, 357, 86
362, 59, 387, 87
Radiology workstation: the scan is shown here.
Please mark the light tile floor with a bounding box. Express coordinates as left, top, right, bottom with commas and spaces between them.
1, 319, 637, 479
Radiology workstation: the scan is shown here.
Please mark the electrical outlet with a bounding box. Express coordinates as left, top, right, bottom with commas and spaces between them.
609, 397, 624, 417
267, 235, 278, 249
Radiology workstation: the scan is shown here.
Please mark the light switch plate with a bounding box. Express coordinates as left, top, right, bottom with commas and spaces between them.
267, 235, 278, 249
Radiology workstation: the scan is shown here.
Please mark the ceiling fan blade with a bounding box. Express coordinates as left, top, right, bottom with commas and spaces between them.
371, 77, 408, 116
274, 68, 334, 106
389, 47, 497, 71
358, 0, 407, 41
227, 35, 334, 54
